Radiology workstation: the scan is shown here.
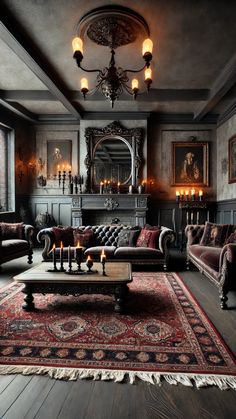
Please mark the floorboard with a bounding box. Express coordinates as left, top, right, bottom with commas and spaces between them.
0, 248, 235, 419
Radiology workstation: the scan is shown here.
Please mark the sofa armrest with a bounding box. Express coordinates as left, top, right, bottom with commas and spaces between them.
185, 224, 205, 246
159, 227, 176, 254
37, 228, 55, 260
24, 224, 35, 248
219, 243, 236, 268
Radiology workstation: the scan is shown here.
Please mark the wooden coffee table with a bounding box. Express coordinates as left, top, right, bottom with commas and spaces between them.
14, 262, 132, 314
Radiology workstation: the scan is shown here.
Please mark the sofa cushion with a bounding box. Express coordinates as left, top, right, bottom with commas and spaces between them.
117, 227, 141, 247
52, 226, 74, 247
136, 227, 161, 249
84, 246, 116, 260
0, 222, 24, 240
114, 246, 163, 259
73, 228, 94, 247
225, 230, 236, 244
189, 244, 222, 272
200, 222, 231, 247
0, 239, 29, 256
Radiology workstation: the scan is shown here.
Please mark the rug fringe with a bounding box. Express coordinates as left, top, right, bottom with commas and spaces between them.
0, 365, 235, 390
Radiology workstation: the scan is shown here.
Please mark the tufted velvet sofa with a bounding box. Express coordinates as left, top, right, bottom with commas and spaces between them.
0, 222, 34, 268
185, 223, 236, 309
37, 224, 176, 270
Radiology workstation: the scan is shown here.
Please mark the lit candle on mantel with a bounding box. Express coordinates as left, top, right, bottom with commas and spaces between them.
100, 181, 104, 194
191, 188, 195, 201
176, 190, 180, 202
180, 189, 184, 200
199, 190, 203, 201
185, 190, 189, 201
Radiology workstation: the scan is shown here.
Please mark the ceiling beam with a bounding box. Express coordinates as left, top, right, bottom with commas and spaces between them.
0, 3, 83, 120
0, 97, 38, 122
194, 52, 236, 121
1, 88, 210, 102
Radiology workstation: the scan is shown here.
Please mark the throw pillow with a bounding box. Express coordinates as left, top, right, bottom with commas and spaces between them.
73, 228, 94, 247
0, 222, 24, 240
117, 228, 141, 247
136, 227, 161, 249
52, 226, 74, 247
200, 222, 231, 247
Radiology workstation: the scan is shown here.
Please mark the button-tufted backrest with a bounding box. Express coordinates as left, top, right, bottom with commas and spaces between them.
78, 225, 126, 246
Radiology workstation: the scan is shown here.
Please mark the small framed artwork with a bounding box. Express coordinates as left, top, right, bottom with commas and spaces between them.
228, 136, 236, 184
47, 140, 72, 179
172, 141, 209, 186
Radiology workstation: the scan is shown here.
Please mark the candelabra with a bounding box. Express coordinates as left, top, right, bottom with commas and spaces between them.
78, 175, 84, 193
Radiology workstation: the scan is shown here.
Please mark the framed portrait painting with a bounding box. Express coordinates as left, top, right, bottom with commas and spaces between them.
47, 140, 72, 179
228, 136, 236, 184
172, 142, 209, 186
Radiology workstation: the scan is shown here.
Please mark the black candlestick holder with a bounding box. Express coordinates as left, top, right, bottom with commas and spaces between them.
101, 257, 106, 276
62, 171, 66, 194
58, 171, 61, 187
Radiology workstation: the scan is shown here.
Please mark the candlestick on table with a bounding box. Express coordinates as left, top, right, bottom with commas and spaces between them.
68, 245, 72, 272
60, 241, 65, 271
75, 242, 83, 271
52, 243, 57, 271
100, 249, 106, 276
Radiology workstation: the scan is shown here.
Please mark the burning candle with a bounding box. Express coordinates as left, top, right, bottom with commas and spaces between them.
60, 241, 64, 271
180, 189, 184, 200
100, 181, 104, 194
68, 245, 72, 271
100, 248, 106, 263
52, 243, 57, 270
185, 190, 189, 200
100, 249, 106, 276
191, 188, 195, 201
75, 241, 83, 269
117, 181, 120, 193
176, 190, 180, 201
199, 190, 203, 201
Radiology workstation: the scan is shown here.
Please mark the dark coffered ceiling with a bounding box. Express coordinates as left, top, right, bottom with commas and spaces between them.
0, 0, 236, 123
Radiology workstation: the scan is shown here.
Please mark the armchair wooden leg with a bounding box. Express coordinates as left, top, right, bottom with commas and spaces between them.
220, 292, 228, 309
28, 251, 33, 264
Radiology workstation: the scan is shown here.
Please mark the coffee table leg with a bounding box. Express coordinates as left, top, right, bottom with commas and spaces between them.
114, 284, 128, 314
22, 284, 35, 311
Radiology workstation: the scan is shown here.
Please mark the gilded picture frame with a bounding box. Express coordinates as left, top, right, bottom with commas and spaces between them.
172, 141, 209, 186
228, 136, 236, 184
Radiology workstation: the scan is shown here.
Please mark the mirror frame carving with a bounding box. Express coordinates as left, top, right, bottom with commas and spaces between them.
84, 121, 143, 193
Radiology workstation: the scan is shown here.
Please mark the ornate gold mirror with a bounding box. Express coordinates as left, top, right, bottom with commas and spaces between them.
84, 121, 143, 193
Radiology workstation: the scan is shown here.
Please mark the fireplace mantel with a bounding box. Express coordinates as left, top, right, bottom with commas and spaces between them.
71, 193, 149, 227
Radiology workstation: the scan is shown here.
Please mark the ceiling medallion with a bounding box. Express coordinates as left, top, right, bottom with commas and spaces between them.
72, 6, 154, 107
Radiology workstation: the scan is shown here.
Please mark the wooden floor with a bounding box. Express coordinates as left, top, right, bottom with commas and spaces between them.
0, 249, 236, 419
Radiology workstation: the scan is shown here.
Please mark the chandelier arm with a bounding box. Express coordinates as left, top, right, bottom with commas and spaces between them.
123, 63, 147, 74
122, 83, 134, 95
78, 63, 101, 74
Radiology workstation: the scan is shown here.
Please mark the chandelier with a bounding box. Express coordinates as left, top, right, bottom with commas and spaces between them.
72, 6, 153, 108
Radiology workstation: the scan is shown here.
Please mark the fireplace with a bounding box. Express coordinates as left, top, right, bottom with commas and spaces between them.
71, 194, 149, 227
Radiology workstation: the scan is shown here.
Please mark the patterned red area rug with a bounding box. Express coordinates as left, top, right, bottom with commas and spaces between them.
0, 272, 236, 389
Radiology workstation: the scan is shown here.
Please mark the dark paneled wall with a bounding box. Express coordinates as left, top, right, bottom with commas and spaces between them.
216, 199, 236, 224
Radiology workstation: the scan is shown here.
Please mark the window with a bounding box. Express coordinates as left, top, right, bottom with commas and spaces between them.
0, 125, 15, 213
